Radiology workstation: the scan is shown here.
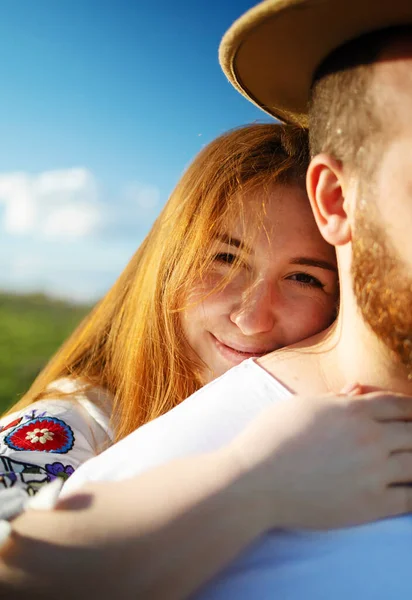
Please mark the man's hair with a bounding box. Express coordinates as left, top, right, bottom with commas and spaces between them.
309, 25, 412, 167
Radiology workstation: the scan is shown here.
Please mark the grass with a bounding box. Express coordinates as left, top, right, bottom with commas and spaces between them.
0, 292, 91, 414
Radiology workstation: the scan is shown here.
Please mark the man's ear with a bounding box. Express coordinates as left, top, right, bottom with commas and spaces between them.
306, 154, 352, 246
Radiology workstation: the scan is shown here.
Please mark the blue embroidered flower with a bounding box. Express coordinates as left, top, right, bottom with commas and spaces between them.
45, 462, 75, 482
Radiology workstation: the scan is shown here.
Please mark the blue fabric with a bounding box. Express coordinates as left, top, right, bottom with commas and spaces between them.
197, 516, 412, 599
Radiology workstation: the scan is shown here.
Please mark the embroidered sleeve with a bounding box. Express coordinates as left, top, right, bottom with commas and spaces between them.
0, 397, 111, 502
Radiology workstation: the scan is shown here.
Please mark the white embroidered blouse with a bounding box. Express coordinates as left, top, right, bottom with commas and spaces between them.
0, 378, 112, 517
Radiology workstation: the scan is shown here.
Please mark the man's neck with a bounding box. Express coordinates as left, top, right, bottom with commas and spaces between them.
258, 293, 412, 396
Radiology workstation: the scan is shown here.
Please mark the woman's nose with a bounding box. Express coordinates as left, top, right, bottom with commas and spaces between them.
230, 281, 277, 336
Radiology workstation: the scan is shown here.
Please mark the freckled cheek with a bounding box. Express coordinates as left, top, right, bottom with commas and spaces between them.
183, 273, 249, 332
179, 304, 210, 365
198, 287, 239, 323
181, 287, 236, 334
310, 297, 337, 328
284, 297, 336, 341
186, 271, 239, 298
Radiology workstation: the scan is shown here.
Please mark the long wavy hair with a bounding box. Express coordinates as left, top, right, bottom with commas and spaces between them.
6, 124, 309, 441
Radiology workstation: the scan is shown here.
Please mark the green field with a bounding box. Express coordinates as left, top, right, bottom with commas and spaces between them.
0, 292, 91, 414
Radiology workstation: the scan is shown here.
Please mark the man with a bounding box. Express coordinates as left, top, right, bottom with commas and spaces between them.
63, 0, 412, 597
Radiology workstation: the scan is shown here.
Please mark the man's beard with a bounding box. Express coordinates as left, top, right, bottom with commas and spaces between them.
352, 207, 412, 374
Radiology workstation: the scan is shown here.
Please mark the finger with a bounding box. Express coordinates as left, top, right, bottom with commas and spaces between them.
26, 478, 63, 511
383, 422, 412, 453
0, 520, 11, 549
365, 393, 412, 421
339, 382, 362, 396
387, 452, 412, 485
385, 486, 412, 518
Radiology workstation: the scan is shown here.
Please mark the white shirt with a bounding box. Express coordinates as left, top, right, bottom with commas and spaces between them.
63, 359, 287, 488
65, 359, 412, 599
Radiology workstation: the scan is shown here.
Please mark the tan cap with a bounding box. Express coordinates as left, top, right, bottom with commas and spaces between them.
219, 0, 412, 125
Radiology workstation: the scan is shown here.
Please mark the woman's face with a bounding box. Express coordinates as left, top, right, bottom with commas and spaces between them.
181, 184, 339, 384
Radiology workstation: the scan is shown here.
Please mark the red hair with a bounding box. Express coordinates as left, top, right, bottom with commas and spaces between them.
6, 124, 309, 441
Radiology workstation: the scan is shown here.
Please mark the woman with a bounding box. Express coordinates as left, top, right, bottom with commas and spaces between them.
0, 124, 409, 599
0, 123, 338, 499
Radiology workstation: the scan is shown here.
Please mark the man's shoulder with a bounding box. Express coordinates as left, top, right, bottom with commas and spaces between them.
257, 337, 331, 396
63, 360, 292, 490
192, 358, 290, 403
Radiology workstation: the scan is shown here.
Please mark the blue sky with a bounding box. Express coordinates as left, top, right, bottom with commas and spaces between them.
0, 0, 271, 302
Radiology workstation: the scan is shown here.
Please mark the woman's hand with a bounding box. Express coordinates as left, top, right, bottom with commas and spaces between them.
227, 387, 412, 530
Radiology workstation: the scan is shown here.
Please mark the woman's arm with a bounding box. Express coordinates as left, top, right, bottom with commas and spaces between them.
0, 448, 268, 600
2, 389, 412, 600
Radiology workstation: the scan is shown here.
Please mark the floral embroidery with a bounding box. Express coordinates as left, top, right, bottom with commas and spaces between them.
45, 461, 75, 482
26, 428, 54, 444
4, 417, 75, 454
0, 416, 23, 434
24, 409, 47, 421
0, 456, 48, 493
0, 456, 76, 496
0, 409, 48, 435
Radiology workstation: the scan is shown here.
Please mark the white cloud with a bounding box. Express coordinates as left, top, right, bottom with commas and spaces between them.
0, 168, 101, 239
0, 173, 35, 234
0, 168, 164, 301
33, 168, 95, 199
0, 239, 137, 303
42, 204, 101, 238
122, 182, 160, 211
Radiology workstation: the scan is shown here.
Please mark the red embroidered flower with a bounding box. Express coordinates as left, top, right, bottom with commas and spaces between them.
5, 417, 75, 454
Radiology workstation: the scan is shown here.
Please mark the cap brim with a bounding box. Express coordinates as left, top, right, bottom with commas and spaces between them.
219, 0, 412, 125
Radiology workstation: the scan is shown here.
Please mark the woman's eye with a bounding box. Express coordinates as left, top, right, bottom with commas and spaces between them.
214, 252, 238, 265
288, 273, 325, 289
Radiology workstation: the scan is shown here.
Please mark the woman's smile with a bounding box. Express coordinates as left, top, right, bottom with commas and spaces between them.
210, 332, 271, 364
